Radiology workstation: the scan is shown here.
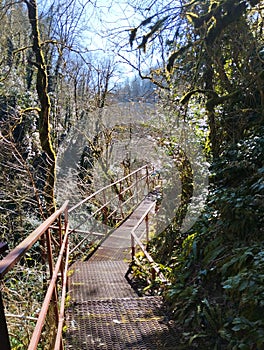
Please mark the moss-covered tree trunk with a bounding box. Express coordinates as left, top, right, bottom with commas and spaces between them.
25, 0, 56, 214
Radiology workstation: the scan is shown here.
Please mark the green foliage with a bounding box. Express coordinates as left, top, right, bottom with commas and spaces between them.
129, 251, 171, 296
135, 124, 264, 349
161, 229, 264, 348
128, 1, 263, 348
220, 246, 264, 349
211, 126, 264, 241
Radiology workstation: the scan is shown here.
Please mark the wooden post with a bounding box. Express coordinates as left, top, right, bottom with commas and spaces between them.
0, 290, 11, 350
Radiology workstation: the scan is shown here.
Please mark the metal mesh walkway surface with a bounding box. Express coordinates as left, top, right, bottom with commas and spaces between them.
65, 198, 179, 350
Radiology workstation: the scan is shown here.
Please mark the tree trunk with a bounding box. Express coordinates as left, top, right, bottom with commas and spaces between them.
25, 0, 56, 214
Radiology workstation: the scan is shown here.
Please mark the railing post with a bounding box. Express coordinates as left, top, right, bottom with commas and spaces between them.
64, 204, 69, 231
46, 228, 54, 279
46, 228, 60, 330
63, 206, 69, 286
146, 166, 149, 193
58, 215, 62, 247
135, 171, 139, 204
0, 290, 11, 350
119, 182, 124, 219
58, 214, 64, 283
131, 233, 135, 262
145, 213, 149, 244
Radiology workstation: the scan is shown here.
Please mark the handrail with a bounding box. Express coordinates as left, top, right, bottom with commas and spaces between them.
0, 201, 69, 350
69, 164, 148, 213
55, 240, 70, 350
131, 234, 167, 284
0, 201, 68, 279
68, 165, 151, 255
131, 201, 156, 240
0, 165, 157, 349
130, 200, 167, 284
28, 221, 69, 350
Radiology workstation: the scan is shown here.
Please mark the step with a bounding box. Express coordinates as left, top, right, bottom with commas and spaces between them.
65, 296, 178, 350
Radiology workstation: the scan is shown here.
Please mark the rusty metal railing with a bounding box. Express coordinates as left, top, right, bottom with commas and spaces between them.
69, 165, 150, 213
0, 166, 157, 350
68, 165, 152, 256
0, 165, 157, 349
130, 201, 167, 284
0, 201, 69, 350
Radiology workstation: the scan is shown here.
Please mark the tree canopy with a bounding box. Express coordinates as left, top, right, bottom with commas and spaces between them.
127, 1, 264, 348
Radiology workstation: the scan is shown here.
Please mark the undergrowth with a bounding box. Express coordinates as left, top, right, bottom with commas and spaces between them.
132, 125, 264, 349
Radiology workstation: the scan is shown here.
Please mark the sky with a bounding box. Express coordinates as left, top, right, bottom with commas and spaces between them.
38, 0, 144, 80
37, 0, 163, 84
85, 0, 144, 79
38, 0, 140, 50
86, 1, 140, 48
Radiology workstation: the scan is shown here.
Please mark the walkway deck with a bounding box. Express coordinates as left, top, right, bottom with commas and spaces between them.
65, 197, 178, 350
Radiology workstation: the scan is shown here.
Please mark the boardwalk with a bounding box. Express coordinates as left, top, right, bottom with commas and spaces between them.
65, 197, 178, 350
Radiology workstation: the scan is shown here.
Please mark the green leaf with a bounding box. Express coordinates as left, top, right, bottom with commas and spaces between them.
238, 344, 250, 350
189, 333, 207, 344
232, 324, 242, 331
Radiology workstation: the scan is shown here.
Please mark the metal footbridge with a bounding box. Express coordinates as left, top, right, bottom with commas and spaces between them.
0, 165, 178, 349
